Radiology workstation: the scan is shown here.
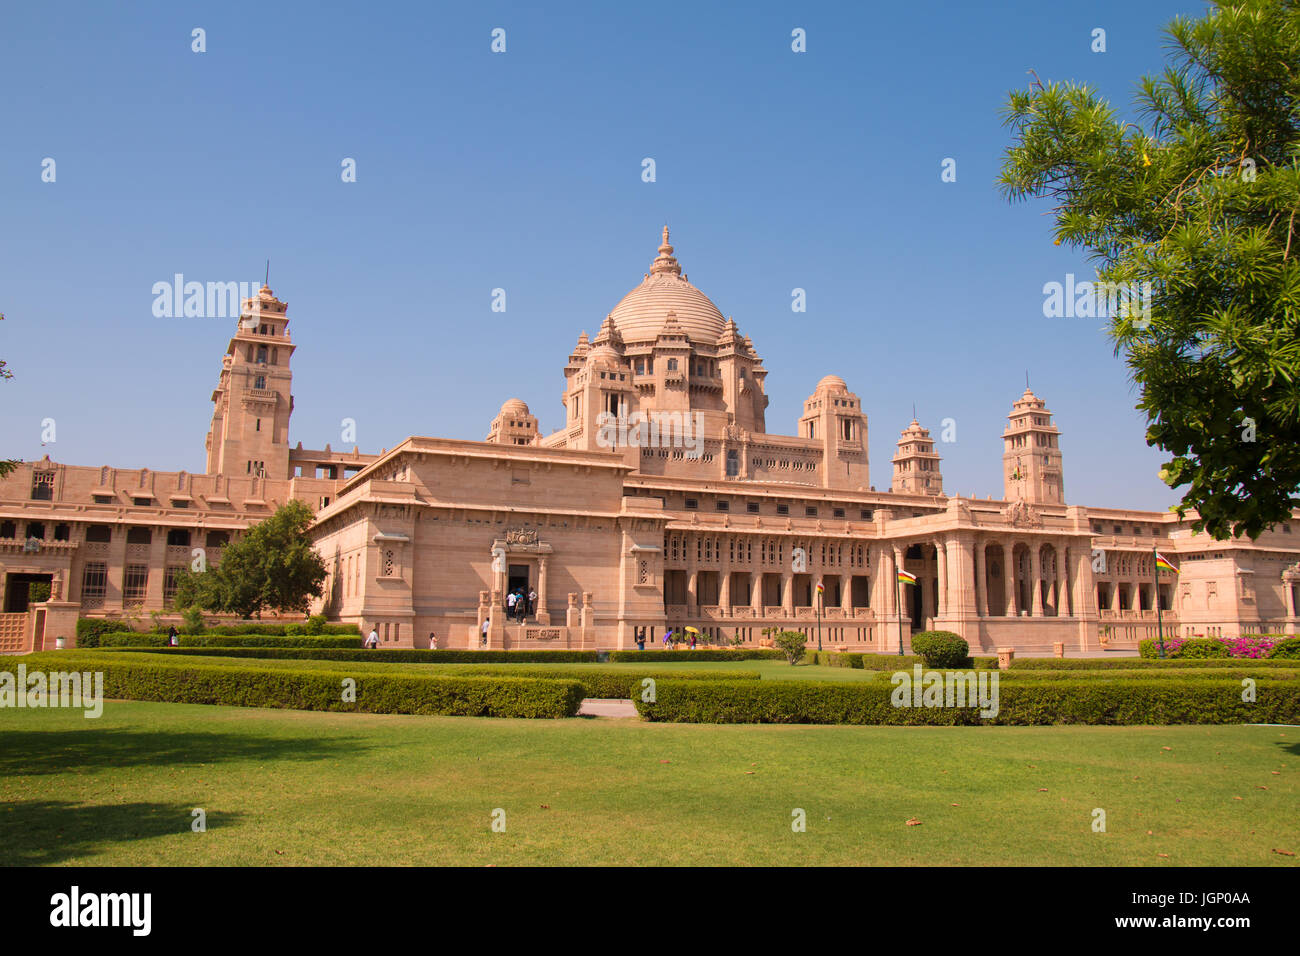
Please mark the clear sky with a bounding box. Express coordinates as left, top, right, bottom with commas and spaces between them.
0, 0, 1207, 511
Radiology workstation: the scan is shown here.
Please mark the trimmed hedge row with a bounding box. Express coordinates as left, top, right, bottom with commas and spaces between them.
1011, 656, 1300, 670
1139, 636, 1300, 660
992, 667, 1299, 682
88, 647, 762, 698
75, 618, 360, 646
21, 652, 582, 718
607, 649, 785, 662
633, 676, 1300, 725
95, 633, 360, 649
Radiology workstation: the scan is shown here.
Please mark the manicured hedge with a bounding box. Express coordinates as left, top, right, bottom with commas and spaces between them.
1011, 657, 1300, 670
633, 676, 1300, 725
21, 652, 582, 718
95, 633, 361, 649
1272, 638, 1300, 659
89, 647, 762, 698
607, 649, 785, 662
75, 618, 360, 647
995, 667, 1299, 681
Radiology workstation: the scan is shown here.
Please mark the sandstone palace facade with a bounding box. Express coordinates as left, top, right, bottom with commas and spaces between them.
3, 228, 1299, 654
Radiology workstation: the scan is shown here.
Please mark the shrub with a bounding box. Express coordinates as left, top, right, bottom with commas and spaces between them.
774, 630, 807, 665
1012, 656, 1298, 670
305, 614, 327, 635
181, 606, 206, 634
284, 623, 304, 636
607, 649, 784, 662
1139, 637, 1230, 659
75, 618, 131, 648
633, 676, 1300, 725
1270, 638, 1300, 660
96, 633, 360, 649
24, 651, 583, 718
910, 631, 971, 668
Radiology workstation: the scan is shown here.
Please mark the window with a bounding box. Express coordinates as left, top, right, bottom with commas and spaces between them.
164, 566, 184, 604
92, 493, 114, 504
684, 498, 698, 510
82, 562, 107, 607
805, 506, 818, 517
133, 497, 151, 506
256, 418, 261, 432
726, 449, 739, 477
860, 509, 873, 520
254, 375, 266, 390
54, 523, 70, 541
0, 521, 14, 538
776, 504, 790, 516
30, 471, 54, 500
205, 531, 229, 548
86, 524, 112, 543
123, 565, 148, 606
715, 500, 730, 512
26, 522, 45, 540
833, 507, 845, 519
256, 345, 268, 364
667, 358, 678, 371
171, 498, 189, 508
126, 527, 152, 545
747, 502, 760, 514
167, 529, 191, 547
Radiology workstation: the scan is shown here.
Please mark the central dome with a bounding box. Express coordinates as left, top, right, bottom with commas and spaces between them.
607, 228, 727, 344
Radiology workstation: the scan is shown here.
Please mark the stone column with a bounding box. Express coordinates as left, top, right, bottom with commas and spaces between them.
1285, 577, 1296, 618
719, 539, 732, 613
1005, 543, 1018, 617
536, 555, 551, 625
1110, 575, 1121, 612
974, 540, 987, 617
145, 527, 167, 611
1061, 545, 1074, 617
686, 567, 698, 610
781, 571, 794, 614
1030, 544, 1043, 616
935, 540, 948, 618
751, 572, 763, 609
840, 573, 852, 611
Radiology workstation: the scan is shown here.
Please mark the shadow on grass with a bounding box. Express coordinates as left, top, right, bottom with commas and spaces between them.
0, 727, 373, 777
0, 800, 243, 865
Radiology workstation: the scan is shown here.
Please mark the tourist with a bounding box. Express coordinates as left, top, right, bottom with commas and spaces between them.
480, 617, 490, 647
428, 632, 437, 650
516, 588, 527, 622
528, 587, 537, 617
635, 626, 645, 651
689, 631, 697, 650
506, 590, 517, 620
663, 629, 672, 648
167, 625, 179, 647
366, 625, 379, 649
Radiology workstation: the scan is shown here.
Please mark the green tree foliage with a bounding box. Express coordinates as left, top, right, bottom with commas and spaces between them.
999, 0, 1300, 539
775, 629, 808, 666
1, 357, 17, 479
173, 500, 326, 619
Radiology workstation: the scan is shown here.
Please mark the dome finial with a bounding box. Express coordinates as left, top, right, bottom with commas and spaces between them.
650, 225, 681, 277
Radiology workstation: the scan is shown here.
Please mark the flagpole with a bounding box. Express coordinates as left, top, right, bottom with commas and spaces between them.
895, 563, 904, 656
816, 583, 822, 652
1153, 547, 1166, 659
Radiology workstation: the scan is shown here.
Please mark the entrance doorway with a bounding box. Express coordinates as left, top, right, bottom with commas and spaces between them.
507, 564, 530, 604
4, 573, 52, 613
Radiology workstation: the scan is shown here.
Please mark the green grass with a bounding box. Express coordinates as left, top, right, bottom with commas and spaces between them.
2, 701, 1296, 866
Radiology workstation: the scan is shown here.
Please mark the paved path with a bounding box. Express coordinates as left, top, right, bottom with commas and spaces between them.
578, 698, 638, 718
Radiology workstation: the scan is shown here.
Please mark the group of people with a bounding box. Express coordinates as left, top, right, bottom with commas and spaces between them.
505, 587, 537, 623
631, 626, 697, 650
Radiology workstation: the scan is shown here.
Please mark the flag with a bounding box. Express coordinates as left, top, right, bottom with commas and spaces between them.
897, 569, 917, 585
815, 582, 824, 596
1155, 552, 1178, 573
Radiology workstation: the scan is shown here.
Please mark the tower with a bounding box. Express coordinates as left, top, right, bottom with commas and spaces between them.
1002, 387, 1064, 503
891, 419, 943, 495
204, 285, 295, 480
797, 375, 869, 489
487, 398, 540, 445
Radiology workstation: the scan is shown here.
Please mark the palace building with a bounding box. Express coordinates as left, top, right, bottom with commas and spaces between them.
3, 228, 1299, 654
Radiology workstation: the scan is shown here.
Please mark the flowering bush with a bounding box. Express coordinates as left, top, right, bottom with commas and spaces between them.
1222, 635, 1277, 659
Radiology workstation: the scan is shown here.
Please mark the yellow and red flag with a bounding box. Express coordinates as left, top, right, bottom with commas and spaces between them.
1155, 552, 1179, 573
897, 569, 917, 585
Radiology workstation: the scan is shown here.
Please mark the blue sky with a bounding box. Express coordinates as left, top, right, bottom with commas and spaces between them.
0, 0, 1207, 510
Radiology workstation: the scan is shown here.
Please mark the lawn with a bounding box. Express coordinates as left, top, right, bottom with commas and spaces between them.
1, 701, 1295, 866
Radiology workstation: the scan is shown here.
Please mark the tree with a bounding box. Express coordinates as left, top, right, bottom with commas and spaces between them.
174, 500, 326, 618
0, 357, 17, 479
775, 629, 807, 666
999, 0, 1300, 539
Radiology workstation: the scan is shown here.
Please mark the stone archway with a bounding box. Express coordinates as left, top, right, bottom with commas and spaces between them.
490, 528, 554, 625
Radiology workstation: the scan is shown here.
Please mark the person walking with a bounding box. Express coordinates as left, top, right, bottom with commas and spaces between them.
635, 626, 645, 651
506, 590, 517, 621
428, 631, 438, 650
167, 625, 179, 647
365, 625, 379, 649
516, 588, 527, 622
480, 617, 490, 648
